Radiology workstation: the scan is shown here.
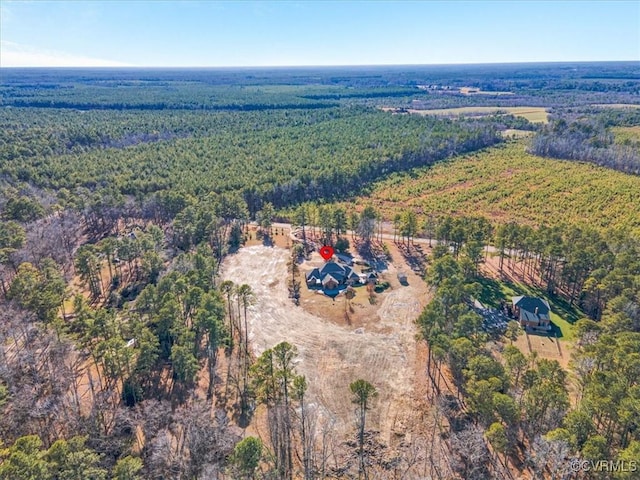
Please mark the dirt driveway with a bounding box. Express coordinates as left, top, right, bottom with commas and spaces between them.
220, 245, 429, 443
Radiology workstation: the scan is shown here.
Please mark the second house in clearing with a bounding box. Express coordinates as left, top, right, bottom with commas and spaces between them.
306, 261, 360, 290
512, 295, 552, 332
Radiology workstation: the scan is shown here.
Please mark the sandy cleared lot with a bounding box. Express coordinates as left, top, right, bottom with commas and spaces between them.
381, 105, 549, 123
220, 245, 429, 443
409, 106, 549, 123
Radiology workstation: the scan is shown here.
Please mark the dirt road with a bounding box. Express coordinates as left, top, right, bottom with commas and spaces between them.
270, 221, 498, 254
220, 245, 428, 443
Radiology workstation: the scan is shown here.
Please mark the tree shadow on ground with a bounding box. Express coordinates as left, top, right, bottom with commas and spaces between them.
262, 235, 273, 247
477, 274, 581, 326
235, 408, 253, 429
526, 323, 563, 339
476, 275, 507, 307
355, 240, 389, 272
397, 242, 427, 276
524, 285, 582, 325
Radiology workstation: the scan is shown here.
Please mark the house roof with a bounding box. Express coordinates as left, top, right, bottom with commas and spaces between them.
307, 268, 321, 282
512, 296, 551, 322
306, 261, 358, 285
322, 274, 339, 286
320, 262, 350, 274
336, 253, 354, 265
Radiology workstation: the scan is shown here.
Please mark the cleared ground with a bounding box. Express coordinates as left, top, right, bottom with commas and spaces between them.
514, 331, 568, 364
613, 125, 640, 146
382, 106, 549, 123
459, 87, 514, 96
220, 244, 430, 443
502, 128, 535, 139
413, 106, 548, 123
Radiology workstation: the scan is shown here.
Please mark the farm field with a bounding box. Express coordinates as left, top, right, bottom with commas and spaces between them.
613, 125, 640, 146
383, 106, 549, 123
458, 87, 514, 96
341, 140, 640, 232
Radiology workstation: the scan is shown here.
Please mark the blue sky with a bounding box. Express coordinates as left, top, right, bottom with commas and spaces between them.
1, 0, 638, 67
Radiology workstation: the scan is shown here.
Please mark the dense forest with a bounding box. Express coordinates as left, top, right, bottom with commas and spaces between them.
531, 107, 640, 174
1, 64, 639, 479
0, 106, 501, 214
419, 226, 640, 479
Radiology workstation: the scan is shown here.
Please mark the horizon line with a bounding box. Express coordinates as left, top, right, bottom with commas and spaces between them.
2, 59, 639, 70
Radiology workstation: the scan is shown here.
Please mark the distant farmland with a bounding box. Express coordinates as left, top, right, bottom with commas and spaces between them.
422, 106, 548, 123
382, 106, 549, 123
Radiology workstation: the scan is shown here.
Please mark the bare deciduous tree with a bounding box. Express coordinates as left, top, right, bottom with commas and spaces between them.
450, 424, 490, 479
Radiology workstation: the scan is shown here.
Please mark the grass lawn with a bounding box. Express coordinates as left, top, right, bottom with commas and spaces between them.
476, 274, 579, 341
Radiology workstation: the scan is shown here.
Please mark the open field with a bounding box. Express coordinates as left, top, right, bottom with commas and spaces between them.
512, 331, 574, 370
342, 141, 640, 232
459, 87, 514, 96
416, 106, 548, 123
613, 125, 640, 146
220, 244, 431, 444
382, 106, 549, 123
502, 128, 535, 139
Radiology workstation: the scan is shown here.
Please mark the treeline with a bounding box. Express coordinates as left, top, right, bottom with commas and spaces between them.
300, 87, 419, 100
1, 82, 343, 111
3, 62, 638, 91
5, 98, 338, 112
5, 65, 638, 143
0, 106, 344, 160
530, 107, 640, 175
418, 235, 639, 478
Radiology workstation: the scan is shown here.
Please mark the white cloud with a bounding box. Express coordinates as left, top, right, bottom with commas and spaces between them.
0, 41, 133, 67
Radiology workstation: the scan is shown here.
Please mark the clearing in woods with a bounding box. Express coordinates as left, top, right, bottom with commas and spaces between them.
613, 125, 640, 146
220, 244, 431, 443
382, 106, 549, 123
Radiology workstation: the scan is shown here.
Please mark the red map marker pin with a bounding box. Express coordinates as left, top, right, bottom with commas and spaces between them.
319, 245, 335, 261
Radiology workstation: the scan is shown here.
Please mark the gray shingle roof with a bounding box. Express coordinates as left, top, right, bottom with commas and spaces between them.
306, 261, 358, 285
512, 296, 551, 322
